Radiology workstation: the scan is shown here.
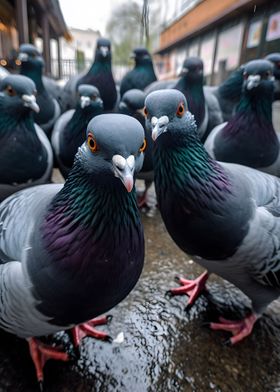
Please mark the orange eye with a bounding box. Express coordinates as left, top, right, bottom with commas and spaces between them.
176, 102, 185, 117
5, 85, 16, 96
139, 138, 147, 152
143, 106, 148, 117
87, 132, 99, 153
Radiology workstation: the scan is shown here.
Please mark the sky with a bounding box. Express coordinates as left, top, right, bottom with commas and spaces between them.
59, 0, 126, 35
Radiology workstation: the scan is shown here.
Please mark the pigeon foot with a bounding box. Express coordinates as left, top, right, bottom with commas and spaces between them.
28, 337, 69, 384
168, 271, 209, 306
71, 315, 113, 348
210, 313, 258, 344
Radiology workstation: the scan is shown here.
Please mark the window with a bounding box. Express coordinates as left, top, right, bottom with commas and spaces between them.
200, 34, 215, 75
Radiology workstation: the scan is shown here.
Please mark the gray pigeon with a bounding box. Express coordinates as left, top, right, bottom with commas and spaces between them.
265, 52, 280, 100
0, 113, 145, 386
204, 59, 280, 176
145, 88, 280, 345
118, 89, 154, 207
0, 74, 53, 201
18, 44, 61, 137
52, 84, 103, 178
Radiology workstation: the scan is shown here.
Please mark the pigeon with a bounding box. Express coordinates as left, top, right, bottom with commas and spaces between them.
0, 113, 145, 385
174, 57, 223, 141
0, 75, 53, 201
119, 89, 154, 206
265, 52, 280, 100
204, 59, 280, 176
52, 84, 103, 178
18, 44, 61, 138
61, 38, 117, 112
145, 88, 280, 344
204, 65, 245, 122
120, 48, 157, 97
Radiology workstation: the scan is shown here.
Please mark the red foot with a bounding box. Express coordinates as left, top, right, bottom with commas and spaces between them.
169, 271, 209, 306
210, 313, 258, 344
71, 315, 112, 347
28, 337, 69, 383
137, 191, 148, 208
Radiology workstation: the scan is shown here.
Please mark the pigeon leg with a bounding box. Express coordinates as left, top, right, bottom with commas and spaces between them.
137, 180, 153, 208
169, 271, 209, 306
71, 315, 112, 348
210, 313, 258, 344
28, 337, 69, 385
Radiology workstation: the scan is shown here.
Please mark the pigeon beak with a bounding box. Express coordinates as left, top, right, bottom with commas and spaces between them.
80, 96, 91, 108
100, 46, 109, 57
112, 154, 135, 192
22, 94, 40, 112
18, 52, 28, 62
151, 115, 169, 141
129, 53, 136, 59
246, 74, 261, 90
119, 101, 128, 111
179, 67, 189, 76
94, 97, 103, 108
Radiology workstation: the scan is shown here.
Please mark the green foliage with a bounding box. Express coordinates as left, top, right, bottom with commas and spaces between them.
106, 1, 142, 66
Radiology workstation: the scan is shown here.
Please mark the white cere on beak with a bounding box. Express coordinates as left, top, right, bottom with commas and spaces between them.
80, 96, 91, 108
22, 94, 40, 113
112, 154, 126, 170
112, 154, 135, 192
151, 115, 169, 141
127, 155, 135, 169
18, 52, 28, 62
100, 46, 109, 57
246, 74, 261, 90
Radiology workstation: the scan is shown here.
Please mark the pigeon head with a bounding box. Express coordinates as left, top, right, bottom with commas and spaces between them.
0, 74, 39, 114
132, 48, 152, 65
119, 89, 145, 113
179, 57, 204, 81
265, 52, 280, 80
77, 113, 145, 192
18, 43, 44, 69
95, 38, 111, 61
243, 59, 274, 95
77, 84, 103, 110
145, 89, 196, 142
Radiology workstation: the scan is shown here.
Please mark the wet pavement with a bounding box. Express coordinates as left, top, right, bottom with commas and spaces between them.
1, 184, 280, 392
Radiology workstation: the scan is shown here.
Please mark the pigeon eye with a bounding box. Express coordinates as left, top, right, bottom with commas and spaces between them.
176, 102, 185, 118
91, 95, 96, 100
139, 138, 147, 153
143, 106, 148, 117
265, 71, 272, 79
87, 132, 99, 153
5, 85, 16, 96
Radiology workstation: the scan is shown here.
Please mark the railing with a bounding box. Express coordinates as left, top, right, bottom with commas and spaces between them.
51, 59, 130, 83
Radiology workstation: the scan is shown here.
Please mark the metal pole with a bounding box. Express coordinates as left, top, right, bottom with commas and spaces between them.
16, 0, 29, 44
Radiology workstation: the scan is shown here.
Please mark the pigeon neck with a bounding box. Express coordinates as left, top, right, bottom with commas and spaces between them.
20, 63, 44, 91
0, 97, 33, 129
154, 132, 231, 214
42, 158, 141, 266
176, 77, 205, 127
237, 88, 273, 123
216, 89, 278, 168
218, 68, 243, 101
89, 58, 111, 73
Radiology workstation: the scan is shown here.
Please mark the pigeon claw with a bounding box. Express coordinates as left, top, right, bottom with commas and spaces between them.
209, 313, 258, 344
28, 337, 69, 384
169, 271, 209, 307
71, 315, 112, 348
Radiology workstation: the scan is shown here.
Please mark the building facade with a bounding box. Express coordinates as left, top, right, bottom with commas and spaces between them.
0, 0, 70, 77
155, 0, 280, 84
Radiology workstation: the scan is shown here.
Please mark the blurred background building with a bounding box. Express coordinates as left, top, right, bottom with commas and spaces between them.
155, 0, 280, 84
0, 0, 71, 77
